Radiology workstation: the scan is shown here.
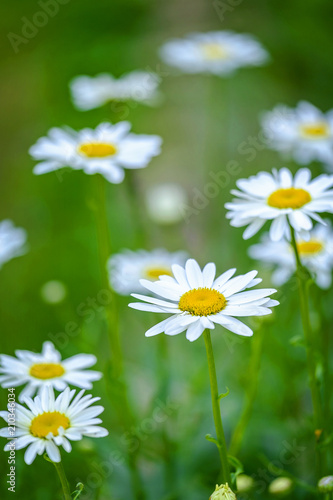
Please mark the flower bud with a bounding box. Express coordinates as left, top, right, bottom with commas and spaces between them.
268, 477, 293, 496
145, 183, 188, 225
41, 280, 67, 304
318, 476, 333, 493
210, 483, 236, 500
236, 474, 255, 493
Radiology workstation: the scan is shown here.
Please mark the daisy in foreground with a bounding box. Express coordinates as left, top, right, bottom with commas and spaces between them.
0, 385, 108, 464
129, 258, 278, 341
249, 223, 333, 289
225, 168, 333, 241
30, 122, 162, 184
0, 219, 27, 269
70, 70, 161, 111
159, 31, 268, 76
261, 101, 333, 167
108, 248, 187, 295
0, 341, 102, 402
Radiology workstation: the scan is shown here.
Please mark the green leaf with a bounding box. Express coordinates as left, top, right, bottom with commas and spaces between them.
72, 483, 84, 500
205, 434, 220, 447
218, 387, 230, 400
289, 335, 305, 347
228, 454, 244, 475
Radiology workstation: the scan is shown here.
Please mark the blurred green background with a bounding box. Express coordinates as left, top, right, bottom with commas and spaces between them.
1, 0, 333, 498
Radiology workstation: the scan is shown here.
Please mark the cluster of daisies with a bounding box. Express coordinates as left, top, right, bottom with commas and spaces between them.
226, 168, 333, 288
2, 28, 333, 481
0, 342, 107, 464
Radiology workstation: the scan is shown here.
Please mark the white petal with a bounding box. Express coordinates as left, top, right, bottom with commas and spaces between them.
202, 263, 216, 288
145, 316, 179, 337
185, 259, 203, 288
243, 218, 266, 239
171, 264, 190, 289
46, 440, 61, 462
222, 271, 258, 296
128, 302, 172, 313
213, 268, 237, 290
62, 354, 97, 370
228, 289, 276, 304
270, 215, 287, 241
24, 440, 45, 465
185, 321, 205, 342
212, 315, 253, 336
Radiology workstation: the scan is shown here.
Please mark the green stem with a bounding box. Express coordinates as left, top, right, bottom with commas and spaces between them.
157, 334, 177, 494
124, 171, 149, 247
93, 174, 146, 500
53, 460, 72, 500
229, 327, 264, 456
203, 330, 231, 485
94, 173, 123, 379
289, 223, 325, 475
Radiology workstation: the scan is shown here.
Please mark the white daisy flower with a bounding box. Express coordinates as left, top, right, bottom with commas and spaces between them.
261, 101, 333, 166
108, 248, 187, 295
0, 220, 27, 269
70, 70, 161, 111
0, 342, 102, 402
249, 223, 333, 289
129, 258, 278, 342
159, 31, 268, 76
0, 386, 108, 464
225, 168, 333, 241
30, 122, 162, 184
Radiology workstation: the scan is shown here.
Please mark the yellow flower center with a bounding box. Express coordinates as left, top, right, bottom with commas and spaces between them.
300, 122, 329, 139
201, 43, 228, 60
78, 142, 117, 158
144, 267, 173, 280
29, 363, 65, 380
297, 240, 323, 256
30, 412, 70, 438
267, 188, 311, 209
179, 287, 227, 316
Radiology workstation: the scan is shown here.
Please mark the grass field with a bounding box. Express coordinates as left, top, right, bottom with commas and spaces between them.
1, 0, 333, 499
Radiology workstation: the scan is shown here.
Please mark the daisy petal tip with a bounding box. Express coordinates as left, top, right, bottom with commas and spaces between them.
145, 330, 159, 338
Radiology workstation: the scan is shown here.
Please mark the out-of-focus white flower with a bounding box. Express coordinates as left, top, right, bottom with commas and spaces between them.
108, 249, 187, 295
70, 71, 161, 111
0, 220, 27, 269
225, 168, 333, 241
145, 183, 188, 224
30, 122, 162, 184
40, 281, 67, 304
160, 31, 268, 76
236, 474, 255, 493
0, 341, 102, 402
268, 477, 293, 495
261, 101, 333, 167
318, 476, 333, 493
249, 223, 333, 289
0, 386, 108, 464
129, 258, 278, 342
